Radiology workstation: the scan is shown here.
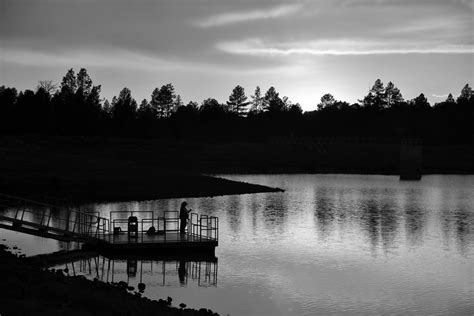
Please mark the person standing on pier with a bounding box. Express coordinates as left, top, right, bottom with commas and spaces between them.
179, 201, 191, 235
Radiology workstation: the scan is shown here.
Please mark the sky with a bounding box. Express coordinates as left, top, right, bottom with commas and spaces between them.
1, 0, 473, 111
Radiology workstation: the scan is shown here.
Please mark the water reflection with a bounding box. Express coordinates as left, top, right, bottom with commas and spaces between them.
1, 175, 473, 315
404, 188, 425, 247
262, 192, 288, 234
314, 188, 336, 240
52, 254, 218, 290
441, 207, 474, 256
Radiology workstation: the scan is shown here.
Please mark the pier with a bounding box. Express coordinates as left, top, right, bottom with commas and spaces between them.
0, 193, 218, 255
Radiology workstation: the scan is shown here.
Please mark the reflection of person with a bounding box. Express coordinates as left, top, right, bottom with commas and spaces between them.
178, 259, 187, 285
179, 201, 191, 235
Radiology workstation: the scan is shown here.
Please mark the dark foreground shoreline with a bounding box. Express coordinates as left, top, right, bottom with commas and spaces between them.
0, 244, 220, 315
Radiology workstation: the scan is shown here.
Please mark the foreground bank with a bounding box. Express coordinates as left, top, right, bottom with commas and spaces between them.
0, 244, 219, 315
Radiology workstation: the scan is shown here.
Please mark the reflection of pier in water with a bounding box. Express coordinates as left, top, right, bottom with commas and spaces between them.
54, 255, 218, 289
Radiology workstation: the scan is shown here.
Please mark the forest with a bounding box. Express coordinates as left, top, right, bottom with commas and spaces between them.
1, 68, 473, 144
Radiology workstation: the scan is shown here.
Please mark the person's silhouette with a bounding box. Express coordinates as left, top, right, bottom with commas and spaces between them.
179, 201, 191, 235
178, 259, 187, 285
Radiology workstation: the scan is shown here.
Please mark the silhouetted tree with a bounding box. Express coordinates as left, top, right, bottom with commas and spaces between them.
157, 84, 176, 118
76, 68, 93, 96
60, 68, 77, 94
16, 90, 37, 131
186, 101, 199, 112
411, 93, 430, 110
149, 88, 160, 119
264, 87, 286, 114
102, 99, 112, 118
0, 86, 18, 131
37, 80, 57, 95
318, 93, 336, 110
446, 93, 455, 104
137, 99, 154, 120
249, 86, 264, 115
1, 69, 472, 144
359, 92, 377, 108
174, 95, 184, 109
200, 98, 227, 121
111, 88, 137, 133
366, 79, 385, 108
385, 81, 403, 107
85, 85, 102, 129
457, 84, 473, 104
227, 85, 249, 116
288, 103, 303, 116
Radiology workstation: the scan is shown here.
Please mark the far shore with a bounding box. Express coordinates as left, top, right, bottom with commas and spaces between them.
0, 135, 285, 205
0, 135, 472, 204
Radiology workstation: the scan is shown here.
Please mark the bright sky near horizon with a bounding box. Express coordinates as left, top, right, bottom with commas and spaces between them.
1, 0, 473, 111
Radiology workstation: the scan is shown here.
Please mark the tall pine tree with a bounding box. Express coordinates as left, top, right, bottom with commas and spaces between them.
227, 85, 249, 116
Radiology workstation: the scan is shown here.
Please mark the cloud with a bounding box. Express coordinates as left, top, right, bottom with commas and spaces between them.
217, 38, 474, 56
0, 46, 182, 71
432, 94, 450, 98
0, 45, 302, 76
387, 17, 467, 34
194, 3, 303, 28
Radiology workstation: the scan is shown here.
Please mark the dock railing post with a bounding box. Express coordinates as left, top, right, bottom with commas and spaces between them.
65, 209, 70, 233
39, 208, 46, 226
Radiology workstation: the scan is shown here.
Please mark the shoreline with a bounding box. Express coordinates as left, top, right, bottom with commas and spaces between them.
0, 244, 220, 315
1, 135, 471, 204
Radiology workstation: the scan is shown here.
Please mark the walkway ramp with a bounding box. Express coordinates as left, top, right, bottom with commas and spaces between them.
0, 193, 219, 255
0, 193, 108, 244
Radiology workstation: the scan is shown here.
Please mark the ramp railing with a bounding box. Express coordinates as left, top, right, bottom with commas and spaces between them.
0, 193, 109, 243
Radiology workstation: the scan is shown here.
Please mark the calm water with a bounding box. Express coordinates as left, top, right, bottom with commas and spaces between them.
2, 174, 473, 315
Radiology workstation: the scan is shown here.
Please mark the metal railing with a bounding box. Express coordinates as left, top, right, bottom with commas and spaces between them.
0, 193, 218, 245
54, 255, 218, 287
190, 213, 219, 241
0, 193, 109, 242
108, 210, 218, 244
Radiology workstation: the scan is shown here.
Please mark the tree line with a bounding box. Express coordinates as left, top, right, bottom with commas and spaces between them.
1, 68, 473, 143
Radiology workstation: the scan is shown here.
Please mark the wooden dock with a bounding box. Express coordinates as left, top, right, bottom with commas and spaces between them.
0, 193, 218, 255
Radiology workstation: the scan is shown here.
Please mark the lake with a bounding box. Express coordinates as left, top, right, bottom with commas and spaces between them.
2, 174, 473, 315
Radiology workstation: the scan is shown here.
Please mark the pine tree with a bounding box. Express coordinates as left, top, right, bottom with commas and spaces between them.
369, 79, 385, 108
359, 92, 376, 108
227, 85, 249, 116
264, 87, 285, 113
446, 93, 455, 103
60, 68, 77, 94
157, 83, 176, 118
264, 87, 279, 111
249, 86, 264, 114
457, 84, 472, 103
102, 99, 112, 118
385, 81, 403, 107
77, 68, 93, 96
174, 94, 184, 109
318, 93, 336, 110
137, 99, 155, 121
112, 87, 137, 121
411, 93, 430, 110
150, 88, 160, 118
